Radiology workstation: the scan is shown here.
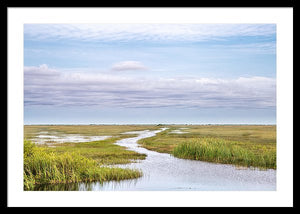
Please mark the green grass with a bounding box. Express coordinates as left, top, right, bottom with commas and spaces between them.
173, 138, 276, 169
24, 124, 159, 139
23, 124, 277, 190
46, 136, 146, 165
24, 140, 142, 190
138, 125, 276, 169
23, 125, 161, 190
24, 124, 156, 166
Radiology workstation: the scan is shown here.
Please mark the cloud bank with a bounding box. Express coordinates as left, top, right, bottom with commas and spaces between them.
24, 65, 276, 109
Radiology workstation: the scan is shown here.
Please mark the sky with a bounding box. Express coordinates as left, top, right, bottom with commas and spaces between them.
24, 24, 276, 124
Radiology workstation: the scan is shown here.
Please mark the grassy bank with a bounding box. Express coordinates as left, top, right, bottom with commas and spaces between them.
45, 136, 146, 165
138, 125, 276, 169
24, 124, 158, 166
23, 125, 157, 190
173, 138, 276, 169
24, 140, 142, 190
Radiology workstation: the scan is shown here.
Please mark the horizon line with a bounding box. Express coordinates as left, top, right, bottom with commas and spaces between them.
23, 123, 276, 126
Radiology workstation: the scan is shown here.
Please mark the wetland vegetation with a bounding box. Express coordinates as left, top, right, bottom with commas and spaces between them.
138, 125, 276, 169
24, 125, 158, 190
24, 124, 276, 190
24, 140, 142, 190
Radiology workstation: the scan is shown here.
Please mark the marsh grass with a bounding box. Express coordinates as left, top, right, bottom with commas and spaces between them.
24, 125, 158, 139
138, 125, 276, 169
46, 136, 146, 165
23, 124, 276, 190
173, 138, 276, 169
24, 140, 142, 190
23, 125, 155, 190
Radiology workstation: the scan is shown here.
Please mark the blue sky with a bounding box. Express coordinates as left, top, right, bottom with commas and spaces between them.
24, 24, 276, 124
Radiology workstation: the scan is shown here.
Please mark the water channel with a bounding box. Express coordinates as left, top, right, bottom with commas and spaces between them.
34, 128, 276, 191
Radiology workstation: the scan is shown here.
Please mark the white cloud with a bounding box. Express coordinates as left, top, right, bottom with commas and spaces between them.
24, 24, 276, 42
111, 61, 148, 71
24, 65, 276, 109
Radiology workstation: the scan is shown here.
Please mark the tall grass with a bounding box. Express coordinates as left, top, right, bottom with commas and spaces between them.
24, 140, 142, 190
173, 138, 276, 169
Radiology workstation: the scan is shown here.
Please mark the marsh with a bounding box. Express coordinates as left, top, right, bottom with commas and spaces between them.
24, 125, 276, 191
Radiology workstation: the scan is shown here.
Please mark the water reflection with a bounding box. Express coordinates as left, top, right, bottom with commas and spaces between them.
33, 179, 142, 191
34, 183, 83, 191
